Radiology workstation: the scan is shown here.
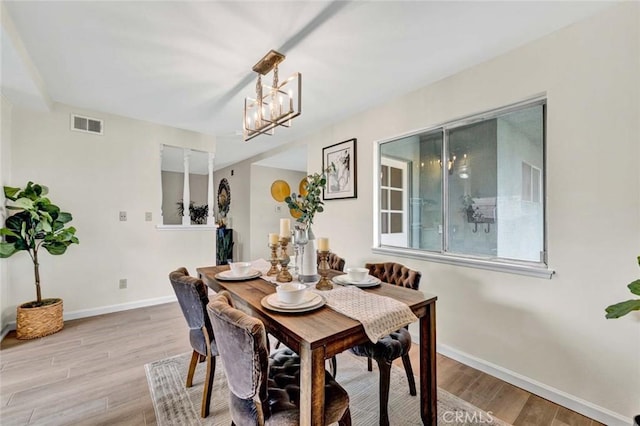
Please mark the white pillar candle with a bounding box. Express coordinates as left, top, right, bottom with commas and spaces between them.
317, 237, 329, 251
269, 233, 279, 245
279, 218, 291, 238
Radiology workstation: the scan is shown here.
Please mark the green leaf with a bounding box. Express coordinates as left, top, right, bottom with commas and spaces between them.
605, 299, 640, 319
57, 212, 72, 224
0, 228, 19, 238
0, 242, 18, 258
42, 241, 68, 255
628, 279, 640, 296
14, 198, 34, 210
3, 186, 21, 201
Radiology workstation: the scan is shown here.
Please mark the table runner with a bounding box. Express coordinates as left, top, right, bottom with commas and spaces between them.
250, 259, 418, 343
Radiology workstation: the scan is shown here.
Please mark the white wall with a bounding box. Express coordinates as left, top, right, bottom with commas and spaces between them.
5, 102, 217, 319
0, 95, 13, 331
249, 165, 306, 260
226, 3, 639, 421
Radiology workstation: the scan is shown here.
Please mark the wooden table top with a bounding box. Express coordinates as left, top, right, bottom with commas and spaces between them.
197, 265, 437, 356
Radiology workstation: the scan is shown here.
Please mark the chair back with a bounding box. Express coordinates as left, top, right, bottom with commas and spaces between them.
169, 267, 216, 356
365, 262, 421, 290
207, 292, 269, 402
317, 252, 346, 271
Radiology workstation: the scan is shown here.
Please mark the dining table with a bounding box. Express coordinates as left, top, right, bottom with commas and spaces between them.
197, 265, 438, 426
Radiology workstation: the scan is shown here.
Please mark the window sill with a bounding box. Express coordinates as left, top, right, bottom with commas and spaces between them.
371, 246, 554, 279
156, 224, 218, 231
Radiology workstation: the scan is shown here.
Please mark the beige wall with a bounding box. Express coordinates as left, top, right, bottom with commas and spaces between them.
0, 96, 13, 331
4, 102, 217, 320
223, 3, 639, 421
249, 165, 306, 260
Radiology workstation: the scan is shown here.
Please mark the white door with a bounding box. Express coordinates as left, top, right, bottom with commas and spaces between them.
380, 157, 409, 247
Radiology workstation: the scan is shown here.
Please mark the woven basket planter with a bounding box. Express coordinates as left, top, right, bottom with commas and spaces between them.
16, 298, 64, 340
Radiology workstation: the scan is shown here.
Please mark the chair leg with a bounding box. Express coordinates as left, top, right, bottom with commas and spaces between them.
401, 354, 417, 396
328, 355, 337, 378
338, 407, 352, 426
186, 350, 199, 388
375, 358, 392, 426
200, 354, 216, 418
367, 356, 373, 372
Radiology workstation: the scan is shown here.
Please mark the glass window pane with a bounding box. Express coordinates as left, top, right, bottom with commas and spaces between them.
390, 167, 402, 188
381, 213, 389, 234
390, 190, 402, 210
447, 119, 498, 257
381, 189, 388, 209
390, 213, 403, 233
497, 105, 544, 261
381, 166, 388, 186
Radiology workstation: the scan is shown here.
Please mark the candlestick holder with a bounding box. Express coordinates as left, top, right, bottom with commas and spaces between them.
267, 243, 279, 276
315, 250, 333, 290
276, 237, 293, 283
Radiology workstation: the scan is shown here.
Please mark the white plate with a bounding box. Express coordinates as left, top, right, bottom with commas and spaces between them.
261, 293, 326, 313
215, 269, 262, 281
265, 292, 321, 309
332, 274, 381, 288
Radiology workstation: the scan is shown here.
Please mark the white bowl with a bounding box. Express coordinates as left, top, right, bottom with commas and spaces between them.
346, 267, 369, 282
229, 261, 251, 276
276, 283, 307, 304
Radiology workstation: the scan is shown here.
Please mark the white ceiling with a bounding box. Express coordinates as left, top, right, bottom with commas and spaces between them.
1, 1, 614, 171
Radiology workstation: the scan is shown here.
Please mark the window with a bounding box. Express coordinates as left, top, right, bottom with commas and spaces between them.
374, 99, 551, 278
160, 145, 215, 228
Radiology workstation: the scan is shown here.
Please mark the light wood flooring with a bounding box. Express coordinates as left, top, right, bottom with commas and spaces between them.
0, 302, 604, 425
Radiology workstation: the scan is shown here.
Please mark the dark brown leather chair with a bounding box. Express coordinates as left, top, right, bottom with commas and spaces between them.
349, 262, 422, 426
207, 291, 352, 425
317, 252, 346, 271
169, 267, 217, 418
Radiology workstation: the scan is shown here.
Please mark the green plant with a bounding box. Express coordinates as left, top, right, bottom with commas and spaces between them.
0, 182, 79, 306
285, 165, 334, 226
176, 201, 209, 224
605, 256, 640, 318
216, 229, 234, 265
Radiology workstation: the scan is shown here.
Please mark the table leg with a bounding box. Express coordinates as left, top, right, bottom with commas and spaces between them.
420, 302, 437, 425
299, 342, 326, 425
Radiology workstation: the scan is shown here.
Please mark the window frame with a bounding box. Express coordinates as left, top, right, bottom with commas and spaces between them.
372, 96, 554, 279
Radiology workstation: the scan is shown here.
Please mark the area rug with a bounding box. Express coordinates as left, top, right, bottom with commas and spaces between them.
145, 352, 510, 426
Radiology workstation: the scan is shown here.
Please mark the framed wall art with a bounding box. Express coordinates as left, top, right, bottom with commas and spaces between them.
323, 138, 357, 200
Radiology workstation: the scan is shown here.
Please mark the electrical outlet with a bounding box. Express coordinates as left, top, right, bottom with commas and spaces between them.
119, 279, 127, 289
275, 205, 281, 213
145, 212, 152, 221
119, 211, 127, 221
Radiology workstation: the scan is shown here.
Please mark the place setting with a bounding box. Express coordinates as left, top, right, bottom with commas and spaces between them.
332, 267, 381, 288
261, 282, 326, 313
214, 261, 262, 281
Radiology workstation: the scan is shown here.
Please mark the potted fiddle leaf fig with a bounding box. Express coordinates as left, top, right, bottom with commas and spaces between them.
605, 256, 640, 319
0, 182, 79, 339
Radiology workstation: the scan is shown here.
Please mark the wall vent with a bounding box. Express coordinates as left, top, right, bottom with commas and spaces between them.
70, 114, 103, 135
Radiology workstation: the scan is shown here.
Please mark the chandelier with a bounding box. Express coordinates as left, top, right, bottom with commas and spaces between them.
243, 50, 302, 141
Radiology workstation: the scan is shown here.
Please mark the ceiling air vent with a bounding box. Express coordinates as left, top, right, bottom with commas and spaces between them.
70, 114, 103, 135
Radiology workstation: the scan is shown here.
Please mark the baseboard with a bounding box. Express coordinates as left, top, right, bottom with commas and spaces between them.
0, 295, 177, 341
436, 343, 632, 426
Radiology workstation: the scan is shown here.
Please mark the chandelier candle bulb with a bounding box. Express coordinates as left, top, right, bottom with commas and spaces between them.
317, 237, 329, 251
269, 233, 279, 245
280, 218, 291, 238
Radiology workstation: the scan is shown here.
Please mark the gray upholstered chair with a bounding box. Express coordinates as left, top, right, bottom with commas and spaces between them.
349, 262, 422, 426
169, 267, 218, 418
207, 291, 352, 426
